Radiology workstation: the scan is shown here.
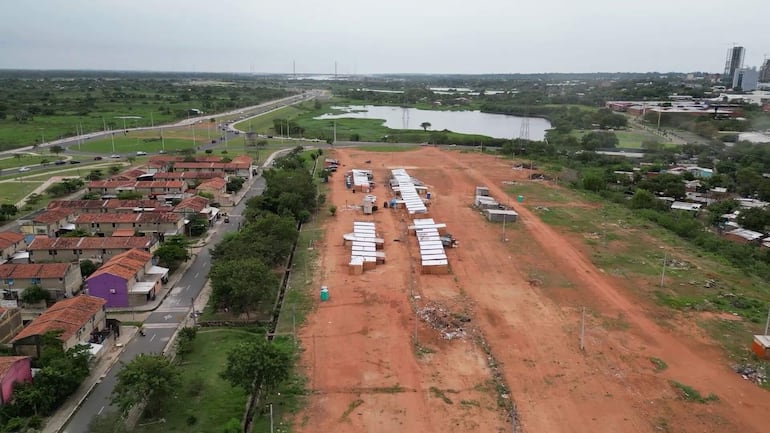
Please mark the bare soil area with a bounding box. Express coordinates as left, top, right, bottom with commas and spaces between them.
296, 147, 769, 433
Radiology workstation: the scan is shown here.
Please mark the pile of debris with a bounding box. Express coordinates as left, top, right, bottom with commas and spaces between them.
417, 302, 470, 340
733, 364, 767, 385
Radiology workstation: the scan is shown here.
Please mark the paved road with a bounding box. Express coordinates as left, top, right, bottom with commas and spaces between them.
62, 176, 266, 433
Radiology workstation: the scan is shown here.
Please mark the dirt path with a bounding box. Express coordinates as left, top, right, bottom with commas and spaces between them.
297, 147, 769, 433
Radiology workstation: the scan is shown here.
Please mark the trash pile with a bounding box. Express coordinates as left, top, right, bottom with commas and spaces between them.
733, 364, 767, 385
417, 302, 470, 340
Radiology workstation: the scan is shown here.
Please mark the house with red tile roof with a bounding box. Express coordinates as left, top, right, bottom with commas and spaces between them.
85, 249, 168, 307
86, 180, 187, 200
11, 295, 106, 358
174, 196, 219, 225
196, 177, 229, 204
0, 307, 23, 344
0, 356, 31, 404
152, 171, 224, 182
27, 236, 157, 264
0, 232, 27, 263
0, 262, 82, 302
19, 209, 75, 237
47, 199, 172, 214
73, 212, 184, 237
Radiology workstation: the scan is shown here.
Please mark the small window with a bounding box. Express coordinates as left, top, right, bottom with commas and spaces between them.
112, 223, 116, 228
102, 249, 107, 254
5, 278, 13, 285
31, 278, 41, 285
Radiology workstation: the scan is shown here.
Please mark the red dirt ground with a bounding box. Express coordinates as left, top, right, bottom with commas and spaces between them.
296, 147, 769, 433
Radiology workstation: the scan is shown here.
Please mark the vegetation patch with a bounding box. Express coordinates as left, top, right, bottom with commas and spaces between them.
429, 386, 454, 404
339, 399, 365, 422
649, 357, 668, 372
668, 380, 719, 403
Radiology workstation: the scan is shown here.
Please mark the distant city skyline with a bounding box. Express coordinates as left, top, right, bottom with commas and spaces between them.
0, 0, 767, 75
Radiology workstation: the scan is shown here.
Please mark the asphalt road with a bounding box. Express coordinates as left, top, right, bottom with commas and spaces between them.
62, 175, 266, 433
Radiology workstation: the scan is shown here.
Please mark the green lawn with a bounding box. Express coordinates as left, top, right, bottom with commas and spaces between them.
0, 154, 63, 170
0, 181, 43, 205
134, 328, 251, 433
233, 105, 304, 134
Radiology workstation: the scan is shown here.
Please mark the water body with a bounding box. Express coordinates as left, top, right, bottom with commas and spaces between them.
315, 105, 552, 140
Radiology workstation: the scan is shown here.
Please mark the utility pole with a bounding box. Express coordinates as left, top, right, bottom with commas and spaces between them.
333, 121, 337, 144
660, 252, 667, 287
501, 216, 507, 242
764, 307, 770, 335
269, 403, 274, 433
580, 307, 585, 350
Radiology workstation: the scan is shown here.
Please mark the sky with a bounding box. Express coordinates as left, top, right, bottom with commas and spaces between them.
0, 0, 768, 75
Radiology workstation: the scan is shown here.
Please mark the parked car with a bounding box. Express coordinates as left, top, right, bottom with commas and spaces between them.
110, 154, 121, 159
19, 166, 31, 172
93, 156, 103, 160
69, 160, 81, 164
54, 160, 67, 165
136, 151, 147, 156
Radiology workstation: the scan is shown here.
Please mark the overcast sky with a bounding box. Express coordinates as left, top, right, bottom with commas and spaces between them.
0, 0, 767, 74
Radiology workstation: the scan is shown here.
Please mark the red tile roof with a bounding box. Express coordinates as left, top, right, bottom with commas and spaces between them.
173, 162, 249, 170
152, 171, 223, 180
0, 263, 71, 279
74, 213, 181, 224
87, 180, 135, 189
88, 249, 151, 281
48, 199, 169, 212
32, 209, 73, 224
196, 177, 227, 191
174, 196, 209, 213
134, 181, 185, 189
0, 232, 24, 250
11, 295, 106, 343
28, 236, 154, 251
0, 356, 30, 379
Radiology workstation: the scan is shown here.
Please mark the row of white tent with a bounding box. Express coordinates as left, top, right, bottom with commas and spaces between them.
347, 221, 385, 274
412, 218, 449, 274
391, 168, 428, 215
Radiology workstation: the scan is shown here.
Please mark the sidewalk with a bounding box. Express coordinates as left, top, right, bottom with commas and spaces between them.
41, 326, 138, 433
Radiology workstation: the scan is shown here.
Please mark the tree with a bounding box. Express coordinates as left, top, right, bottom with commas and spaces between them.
736, 207, 770, 232
108, 165, 121, 175
209, 258, 279, 315
154, 236, 190, 271
86, 169, 105, 180
49, 145, 65, 155
420, 122, 431, 132
112, 354, 179, 417
629, 189, 657, 209
62, 228, 91, 237
581, 131, 618, 150
0, 203, 18, 220
80, 259, 98, 278
220, 339, 292, 397
187, 213, 208, 237
20, 284, 50, 304
329, 205, 337, 216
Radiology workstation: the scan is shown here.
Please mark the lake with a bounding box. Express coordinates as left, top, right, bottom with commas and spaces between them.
314, 105, 551, 140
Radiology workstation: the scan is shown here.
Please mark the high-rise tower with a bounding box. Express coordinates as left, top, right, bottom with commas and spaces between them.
724, 46, 746, 84
759, 58, 770, 83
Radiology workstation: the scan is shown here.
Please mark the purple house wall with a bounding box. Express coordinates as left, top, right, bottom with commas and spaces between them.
85, 273, 129, 308
0, 356, 32, 405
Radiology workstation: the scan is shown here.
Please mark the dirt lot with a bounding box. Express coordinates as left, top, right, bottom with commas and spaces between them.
296, 147, 769, 433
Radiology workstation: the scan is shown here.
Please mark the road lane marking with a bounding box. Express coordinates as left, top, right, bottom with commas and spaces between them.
149, 334, 156, 342
98, 405, 105, 415
194, 272, 199, 279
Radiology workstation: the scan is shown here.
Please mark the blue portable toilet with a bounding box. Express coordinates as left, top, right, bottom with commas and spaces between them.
320, 286, 329, 301
426, 192, 432, 199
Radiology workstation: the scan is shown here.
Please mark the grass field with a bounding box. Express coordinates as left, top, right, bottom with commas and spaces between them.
233, 105, 305, 135
134, 328, 250, 433
0, 181, 43, 205
516, 185, 770, 363
0, 154, 63, 171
